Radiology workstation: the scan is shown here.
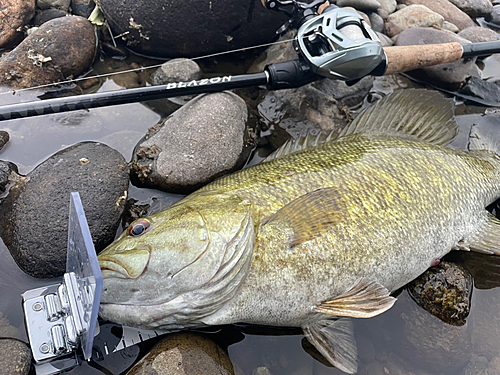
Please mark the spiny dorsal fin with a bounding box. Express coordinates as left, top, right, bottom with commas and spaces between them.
465, 212, 500, 256
339, 89, 458, 146
314, 278, 396, 318
302, 318, 358, 374
263, 188, 346, 247
262, 130, 338, 162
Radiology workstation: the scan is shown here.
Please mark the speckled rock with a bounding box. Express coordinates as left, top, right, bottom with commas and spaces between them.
130, 91, 255, 194
406, 261, 473, 326
458, 26, 500, 43
401, 0, 475, 30
126, 333, 234, 375
385, 5, 444, 37
0, 16, 96, 89
0, 0, 35, 48
150, 58, 202, 86
0, 160, 18, 196
0, 142, 129, 278
95, 0, 289, 58
395, 27, 475, 87
336, 0, 381, 11
0, 339, 32, 375
448, 0, 493, 18
0, 131, 9, 151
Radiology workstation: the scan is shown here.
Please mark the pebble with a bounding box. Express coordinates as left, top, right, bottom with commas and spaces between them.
126, 333, 234, 375
442, 20, 460, 33
458, 26, 500, 43
385, 5, 444, 37
0, 0, 35, 48
130, 91, 254, 194
448, 0, 494, 18
0, 142, 129, 278
401, 0, 475, 30
395, 27, 476, 88
150, 58, 202, 86
336, 0, 381, 11
32, 8, 68, 26
0, 131, 9, 151
377, 0, 397, 14
0, 339, 32, 375
37, 0, 71, 10
369, 11, 385, 33
0, 16, 96, 89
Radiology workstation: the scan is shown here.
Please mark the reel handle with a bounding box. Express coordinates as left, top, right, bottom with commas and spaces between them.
382, 43, 464, 75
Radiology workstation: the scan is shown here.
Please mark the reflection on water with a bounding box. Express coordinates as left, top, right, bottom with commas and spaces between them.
1, 53, 500, 375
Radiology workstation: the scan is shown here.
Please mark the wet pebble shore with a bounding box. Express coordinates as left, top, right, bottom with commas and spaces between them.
0, 0, 500, 374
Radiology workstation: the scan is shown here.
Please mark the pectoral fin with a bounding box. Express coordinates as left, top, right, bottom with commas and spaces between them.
458, 213, 500, 255
314, 278, 396, 318
264, 188, 346, 247
303, 318, 358, 374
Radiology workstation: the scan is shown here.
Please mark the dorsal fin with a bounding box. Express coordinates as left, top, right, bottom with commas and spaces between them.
339, 89, 458, 146
263, 131, 338, 162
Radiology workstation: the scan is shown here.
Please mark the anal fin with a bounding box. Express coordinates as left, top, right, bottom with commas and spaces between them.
314, 278, 396, 318
303, 318, 357, 374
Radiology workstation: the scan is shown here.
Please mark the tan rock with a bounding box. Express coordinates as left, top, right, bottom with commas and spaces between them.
401, 0, 475, 30
0, 0, 35, 48
385, 5, 444, 37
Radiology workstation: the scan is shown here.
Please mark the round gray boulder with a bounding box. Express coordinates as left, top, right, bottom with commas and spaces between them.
130, 91, 255, 194
95, 0, 288, 58
0, 142, 130, 278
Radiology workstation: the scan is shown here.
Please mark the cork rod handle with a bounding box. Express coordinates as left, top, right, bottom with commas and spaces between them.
383, 43, 464, 75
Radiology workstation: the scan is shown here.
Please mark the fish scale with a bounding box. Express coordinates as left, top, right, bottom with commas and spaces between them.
97, 90, 500, 374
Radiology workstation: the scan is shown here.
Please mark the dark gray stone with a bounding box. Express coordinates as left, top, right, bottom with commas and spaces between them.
37, 0, 71, 11
0, 142, 129, 278
0, 131, 9, 151
368, 11, 385, 33
448, 0, 494, 18
130, 92, 255, 194
0, 16, 96, 89
0, 339, 32, 375
71, 0, 95, 17
458, 26, 500, 43
458, 76, 500, 106
313, 76, 375, 107
0, 0, 35, 48
407, 261, 473, 326
95, 0, 289, 58
486, 5, 500, 25
396, 27, 475, 87
33, 8, 68, 26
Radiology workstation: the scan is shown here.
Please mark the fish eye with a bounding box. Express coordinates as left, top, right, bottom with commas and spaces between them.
128, 219, 151, 237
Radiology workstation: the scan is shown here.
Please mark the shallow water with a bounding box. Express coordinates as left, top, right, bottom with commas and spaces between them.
1, 50, 500, 375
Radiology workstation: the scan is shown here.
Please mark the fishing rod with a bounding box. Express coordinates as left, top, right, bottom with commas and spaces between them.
0, 0, 500, 122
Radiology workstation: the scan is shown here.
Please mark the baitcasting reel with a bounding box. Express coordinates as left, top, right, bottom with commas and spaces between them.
263, 0, 386, 81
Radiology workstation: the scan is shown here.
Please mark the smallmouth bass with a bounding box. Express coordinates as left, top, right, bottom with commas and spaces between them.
98, 90, 500, 373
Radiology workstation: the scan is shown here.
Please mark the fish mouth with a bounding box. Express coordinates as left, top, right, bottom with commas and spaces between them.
99, 245, 152, 279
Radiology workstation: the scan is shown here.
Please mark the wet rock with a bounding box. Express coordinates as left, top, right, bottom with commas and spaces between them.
95, 0, 288, 58
0, 142, 129, 278
0, 339, 32, 375
448, 0, 494, 18
0, 160, 19, 196
378, 0, 397, 14
0, 131, 9, 151
336, 0, 381, 11
313, 76, 374, 107
33, 8, 68, 26
126, 333, 234, 375
71, 0, 95, 18
259, 85, 352, 144
401, 0, 475, 30
463, 354, 489, 375
0, 0, 35, 48
457, 76, 500, 105
0, 16, 96, 89
471, 287, 500, 360
252, 367, 274, 375
395, 27, 475, 88
486, 5, 500, 26
458, 26, 500, 43
37, 0, 71, 11
406, 261, 473, 326
385, 5, 444, 37
130, 92, 255, 194
150, 58, 202, 86
247, 30, 298, 74
487, 355, 500, 374
368, 11, 385, 33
